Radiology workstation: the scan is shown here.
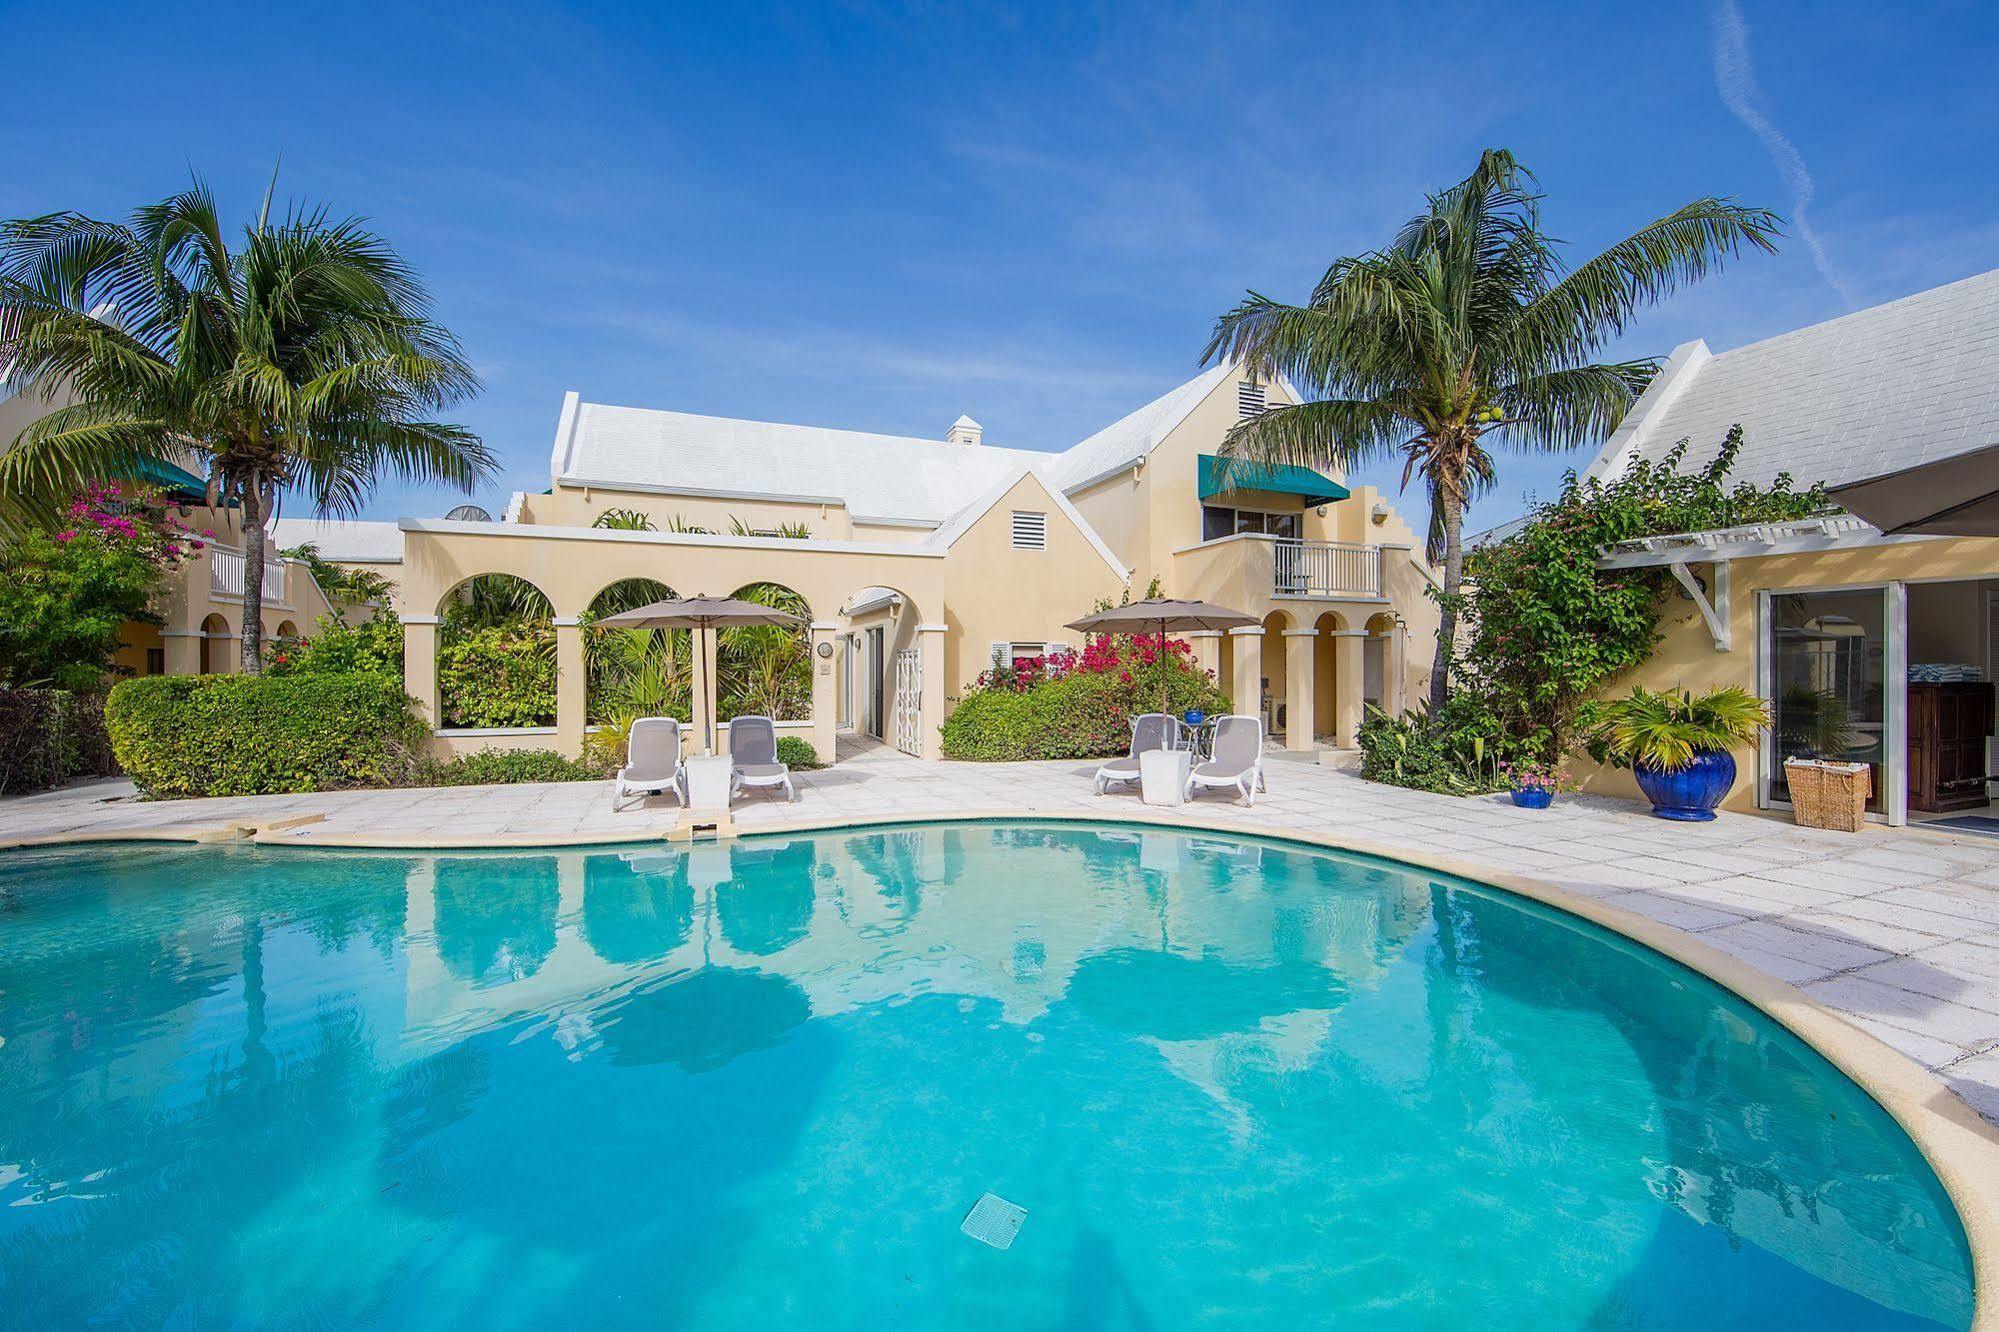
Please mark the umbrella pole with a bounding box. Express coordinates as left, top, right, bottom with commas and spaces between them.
1159, 617, 1169, 720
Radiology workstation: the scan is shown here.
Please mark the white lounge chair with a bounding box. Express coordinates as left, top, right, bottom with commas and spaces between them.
613, 717, 687, 810
1185, 714, 1265, 806
1094, 713, 1183, 796
729, 715, 796, 802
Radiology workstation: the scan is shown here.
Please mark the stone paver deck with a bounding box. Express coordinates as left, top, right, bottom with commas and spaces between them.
10, 742, 1999, 1121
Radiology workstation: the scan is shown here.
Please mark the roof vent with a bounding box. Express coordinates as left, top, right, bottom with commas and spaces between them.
948, 414, 983, 446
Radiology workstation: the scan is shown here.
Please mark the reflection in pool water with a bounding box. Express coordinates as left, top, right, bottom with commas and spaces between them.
0, 823, 1975, 1330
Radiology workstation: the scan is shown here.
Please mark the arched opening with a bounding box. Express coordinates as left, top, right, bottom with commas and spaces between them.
436, 574, 556, 729
1365, 612, 1399, 715
838, 584, 922, 750
1260, 610, 1292, 739
273, 619, 299, 642
199, 613, 230, 674
583, 578, 689, 730
719, 582, 812, 725
1314, 611, 1347, 745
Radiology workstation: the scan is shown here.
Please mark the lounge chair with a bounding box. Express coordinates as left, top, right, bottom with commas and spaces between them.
729, 715, 796, 802
1094, 713, 1183, 796
613, 717, 687, 810
1185, 714, 1265, 806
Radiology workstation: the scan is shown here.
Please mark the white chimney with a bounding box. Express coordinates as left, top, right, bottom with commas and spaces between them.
947, 414, 983, 446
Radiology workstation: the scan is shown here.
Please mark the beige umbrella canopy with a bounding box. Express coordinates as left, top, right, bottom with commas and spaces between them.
1065, 597, 1258, 717
599, 594, 807, 752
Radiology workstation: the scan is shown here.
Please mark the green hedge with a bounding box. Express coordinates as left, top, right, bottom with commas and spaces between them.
775, 735, 825, 770
941, 663, 1229, 761
106, 674, 429, 798
0, 687, 116, 795
420, 749, 605, 786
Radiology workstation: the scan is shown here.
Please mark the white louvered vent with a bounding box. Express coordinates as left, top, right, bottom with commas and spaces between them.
1237, 379, 1267, 418
1011, 510, 1047, 550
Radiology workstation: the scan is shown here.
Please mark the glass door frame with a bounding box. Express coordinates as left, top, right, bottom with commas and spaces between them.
1755, 580, 1908, 826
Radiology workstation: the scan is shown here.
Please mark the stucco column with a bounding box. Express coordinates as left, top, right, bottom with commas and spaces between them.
162, 630, 202, 676
403, 615, 441, 732
554, 617, 585, 758
1382, 622, 1407, 716
1186, 630, 1222, 679
1282, 628, 1317, 751
809, 621, 839, 764
1333, 629, 1368, 747
1228, 627, 1263, 719
918, 623, 948, 760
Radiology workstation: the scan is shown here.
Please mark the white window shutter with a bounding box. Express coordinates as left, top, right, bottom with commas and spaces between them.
990, 641, 1011, 668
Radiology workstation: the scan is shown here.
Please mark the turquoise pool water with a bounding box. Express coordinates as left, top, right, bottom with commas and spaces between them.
0, 822, 1974, 1329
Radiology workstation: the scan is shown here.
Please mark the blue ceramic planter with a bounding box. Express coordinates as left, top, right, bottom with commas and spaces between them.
1510, 787, 1554, 810
1634, 749, 1736, 821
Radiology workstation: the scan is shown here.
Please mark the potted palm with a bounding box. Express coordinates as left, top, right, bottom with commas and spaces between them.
1583, 686, 1769, 822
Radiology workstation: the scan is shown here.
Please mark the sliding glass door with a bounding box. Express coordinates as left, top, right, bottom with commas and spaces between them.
1764, 588, 1890, 813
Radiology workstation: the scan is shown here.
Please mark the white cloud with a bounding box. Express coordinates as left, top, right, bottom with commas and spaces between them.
1711, 0, 1854, 304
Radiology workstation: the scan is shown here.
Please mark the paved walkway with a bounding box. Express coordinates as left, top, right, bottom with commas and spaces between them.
11, 743, 1999, 1121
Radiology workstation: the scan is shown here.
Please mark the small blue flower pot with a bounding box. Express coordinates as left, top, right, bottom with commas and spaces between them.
1634, 749, 1736, 821
1510, 787, 1554, 809
1183, 710, 1205, 729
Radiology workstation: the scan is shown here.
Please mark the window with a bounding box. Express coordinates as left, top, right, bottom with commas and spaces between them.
145, 647, 165, 675
1011, 510, 1047, 550
1202, 505, 1302, 541
1006, 642, 1046, 666
1237, 378, 1267, 417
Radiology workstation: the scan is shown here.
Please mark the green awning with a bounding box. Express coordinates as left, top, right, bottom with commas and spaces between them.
1197, 454, 1348, 507
118, 456, 210, 503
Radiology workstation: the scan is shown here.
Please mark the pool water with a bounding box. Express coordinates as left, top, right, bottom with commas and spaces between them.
0, 823, 1974, 1330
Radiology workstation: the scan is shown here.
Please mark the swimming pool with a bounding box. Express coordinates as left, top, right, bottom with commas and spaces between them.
0, 822, 1975, 1329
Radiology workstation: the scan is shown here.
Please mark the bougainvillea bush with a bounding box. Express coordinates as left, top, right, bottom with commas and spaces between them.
0, 483, 198, 691
942, 635, 1229, 761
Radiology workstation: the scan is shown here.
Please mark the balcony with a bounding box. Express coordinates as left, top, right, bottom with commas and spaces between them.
209, 547, 288, 605
1271, 539, 1383, 598
1171, 534, 1386, 607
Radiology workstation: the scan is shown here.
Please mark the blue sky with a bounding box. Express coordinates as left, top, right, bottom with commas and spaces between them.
4, 1, 1996, 535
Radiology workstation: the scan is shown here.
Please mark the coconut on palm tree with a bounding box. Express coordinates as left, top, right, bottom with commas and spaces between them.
1203, 149, 1781, 709
0, 175, 490, 672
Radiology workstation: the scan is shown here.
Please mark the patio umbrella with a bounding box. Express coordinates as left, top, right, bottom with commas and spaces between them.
1828, 442, 1999, 536
1065, 597, 1259, 717
599, 594, 807, 753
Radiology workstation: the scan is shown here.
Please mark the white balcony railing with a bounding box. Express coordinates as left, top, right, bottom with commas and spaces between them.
1272, 539, 1384, 598
209, 547, 287, 604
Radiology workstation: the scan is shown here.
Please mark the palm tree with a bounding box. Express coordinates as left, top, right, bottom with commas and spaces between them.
0, 175, 490, 672
1204, 149, 1780, 709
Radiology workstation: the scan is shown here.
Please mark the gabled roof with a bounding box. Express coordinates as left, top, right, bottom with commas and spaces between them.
1040, 363, 1233, 493
1586, 268, 1999, 492
548, 392, 1047, 525
923, 466, 1130, 581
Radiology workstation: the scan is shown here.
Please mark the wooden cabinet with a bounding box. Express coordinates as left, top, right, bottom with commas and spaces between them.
1908, 682, 1995, 813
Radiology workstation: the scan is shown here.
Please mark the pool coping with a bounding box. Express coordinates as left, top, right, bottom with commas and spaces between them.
10, 805, 1999, 1327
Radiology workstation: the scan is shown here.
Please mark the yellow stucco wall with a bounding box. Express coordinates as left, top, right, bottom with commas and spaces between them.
1575, 535, 1999, 812
939, 472, 1125, 695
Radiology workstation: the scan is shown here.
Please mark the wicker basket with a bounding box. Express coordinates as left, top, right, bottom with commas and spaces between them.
1784, 758, 1872, 832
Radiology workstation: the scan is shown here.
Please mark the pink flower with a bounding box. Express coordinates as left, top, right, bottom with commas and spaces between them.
55, 530, 76, 543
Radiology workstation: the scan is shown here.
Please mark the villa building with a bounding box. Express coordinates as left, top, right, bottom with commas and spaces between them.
287, 364, 1439, 761
1579, 267, 1999, 826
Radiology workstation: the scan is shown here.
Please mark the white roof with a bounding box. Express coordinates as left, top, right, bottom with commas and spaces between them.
271, 518, 404, 563
550, 393, 1048, 525
1040, 363, 1233, 493
1587, 268, 1999, 492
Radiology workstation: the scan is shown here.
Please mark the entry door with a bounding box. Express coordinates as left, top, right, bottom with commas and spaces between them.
1761, 586, 1896, 818
868, 627, 886, 739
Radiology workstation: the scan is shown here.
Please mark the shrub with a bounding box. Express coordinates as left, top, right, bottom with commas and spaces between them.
420, 749, 606, 786
942, 646, 1228, 761
0, 687, 117, 795
275, 608, 404, 679
775, 735, 825, 770
1356, 696, 1520, 796
1580, 685, 1770, 771
106, 674, 428, 798
438, 622, 556, 728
